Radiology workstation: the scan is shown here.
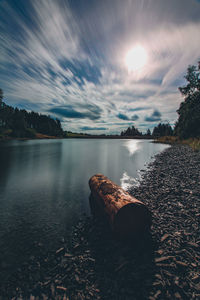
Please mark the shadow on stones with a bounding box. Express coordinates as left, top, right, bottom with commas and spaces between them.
85, 218, 157, 300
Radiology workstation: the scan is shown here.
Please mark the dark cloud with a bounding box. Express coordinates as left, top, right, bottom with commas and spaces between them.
152, 110, 162, 117
117, 113, 139, 121
144, 110, 162, 122
81, 126, 107, 131
117, 113, 129, 120
128, 107, 151, 112
50, 106, 101, 120
131, 114, 139, 121
108, 122, 133, 126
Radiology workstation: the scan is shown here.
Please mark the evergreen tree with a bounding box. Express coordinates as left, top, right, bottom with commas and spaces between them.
121, 125, 142, 136
152, 123, 173, 137
0, 89, 3, 104
174, 63, 200, 139
146, 128, 151, 136
0, 89, 64, 138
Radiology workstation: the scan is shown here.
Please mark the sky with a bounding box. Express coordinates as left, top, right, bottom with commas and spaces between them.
0, 0, 200, 134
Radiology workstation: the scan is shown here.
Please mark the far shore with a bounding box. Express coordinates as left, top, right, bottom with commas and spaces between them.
0, 134, 152, 141
1, 134, 199, 152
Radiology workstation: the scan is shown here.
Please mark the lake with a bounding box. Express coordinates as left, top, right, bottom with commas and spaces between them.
0, 138, 169, 274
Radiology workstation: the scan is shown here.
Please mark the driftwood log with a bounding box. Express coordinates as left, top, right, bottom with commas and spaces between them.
89, 174, 151, 240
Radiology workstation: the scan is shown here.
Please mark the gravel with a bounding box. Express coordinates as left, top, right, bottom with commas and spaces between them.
0, 144, 199, 300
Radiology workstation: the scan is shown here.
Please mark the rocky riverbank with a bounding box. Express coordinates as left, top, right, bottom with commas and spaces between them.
0, 144, 199, 299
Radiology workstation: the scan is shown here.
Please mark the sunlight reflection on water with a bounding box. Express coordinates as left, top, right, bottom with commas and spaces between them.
121, 140, 142, 189
123, 139, 141, 155
120, 171, 142, 190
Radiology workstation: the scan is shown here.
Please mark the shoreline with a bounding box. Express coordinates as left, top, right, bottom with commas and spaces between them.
0, 135, 152, 141
0, 144, 199, 299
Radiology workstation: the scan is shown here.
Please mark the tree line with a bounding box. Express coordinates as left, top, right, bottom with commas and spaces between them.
121, 62, 200, 139
0, 92, 63, 138
120, 123, 173, 138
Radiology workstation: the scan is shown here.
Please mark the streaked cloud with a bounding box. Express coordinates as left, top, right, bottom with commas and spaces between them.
80, 126, 107, 131
117, 113, 139, 121
0, 0, 200, 134
50, 104, 102, 120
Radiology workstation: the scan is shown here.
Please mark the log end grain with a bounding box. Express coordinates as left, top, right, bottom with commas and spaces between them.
114, 202, 152, 240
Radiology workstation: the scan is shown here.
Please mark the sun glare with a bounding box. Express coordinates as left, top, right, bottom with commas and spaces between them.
125, 45, 147, 72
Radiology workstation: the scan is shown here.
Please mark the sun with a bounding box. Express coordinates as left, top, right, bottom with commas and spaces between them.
125, 45, 147, 72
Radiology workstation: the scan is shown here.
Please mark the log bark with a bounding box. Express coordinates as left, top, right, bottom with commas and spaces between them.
89, 174, 151, 240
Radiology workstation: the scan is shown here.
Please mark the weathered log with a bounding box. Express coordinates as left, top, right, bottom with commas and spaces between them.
89, 174, 151, 240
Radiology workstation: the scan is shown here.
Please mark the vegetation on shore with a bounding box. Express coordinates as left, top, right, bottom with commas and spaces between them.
155, 136, 200, 151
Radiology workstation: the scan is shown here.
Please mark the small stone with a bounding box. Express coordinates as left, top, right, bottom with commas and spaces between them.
195, 283, 200, 291
153, 281, 162, 286
187, 242, 199, 248
88, 257, 95, 262
56, 247, 64, 254
153, 290, 161, 299
75, 274, 80, 282
42, 280, 51, 286
191, 263, 197, 267
155, 256, 173, 263
56, 286, 67, 291
192, 274, 199, 281
155, 274, 162, 280
174, 292, 181, 299
175, 261, 188, 267
161, 234, 169, 242
64, 253, 73, 257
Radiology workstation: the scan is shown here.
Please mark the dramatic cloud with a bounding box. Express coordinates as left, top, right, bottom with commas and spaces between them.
145, 110, 162, 122
50, 104, 102, 120
0, 0, 200, 134
117, 114, 129, 121
117, 113, 139, 121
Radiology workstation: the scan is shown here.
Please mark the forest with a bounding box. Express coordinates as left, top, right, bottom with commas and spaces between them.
0, 92, 63, 138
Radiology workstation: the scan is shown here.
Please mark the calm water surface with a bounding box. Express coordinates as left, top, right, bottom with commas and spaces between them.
0, 139, 169, 273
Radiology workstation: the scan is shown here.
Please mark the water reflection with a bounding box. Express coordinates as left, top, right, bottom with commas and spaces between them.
123, 139, 141, 155
0, 139, 169, 275
120, 171, 142, 190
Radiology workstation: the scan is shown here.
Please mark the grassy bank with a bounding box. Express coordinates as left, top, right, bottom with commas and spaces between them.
155, 136, 200, 151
